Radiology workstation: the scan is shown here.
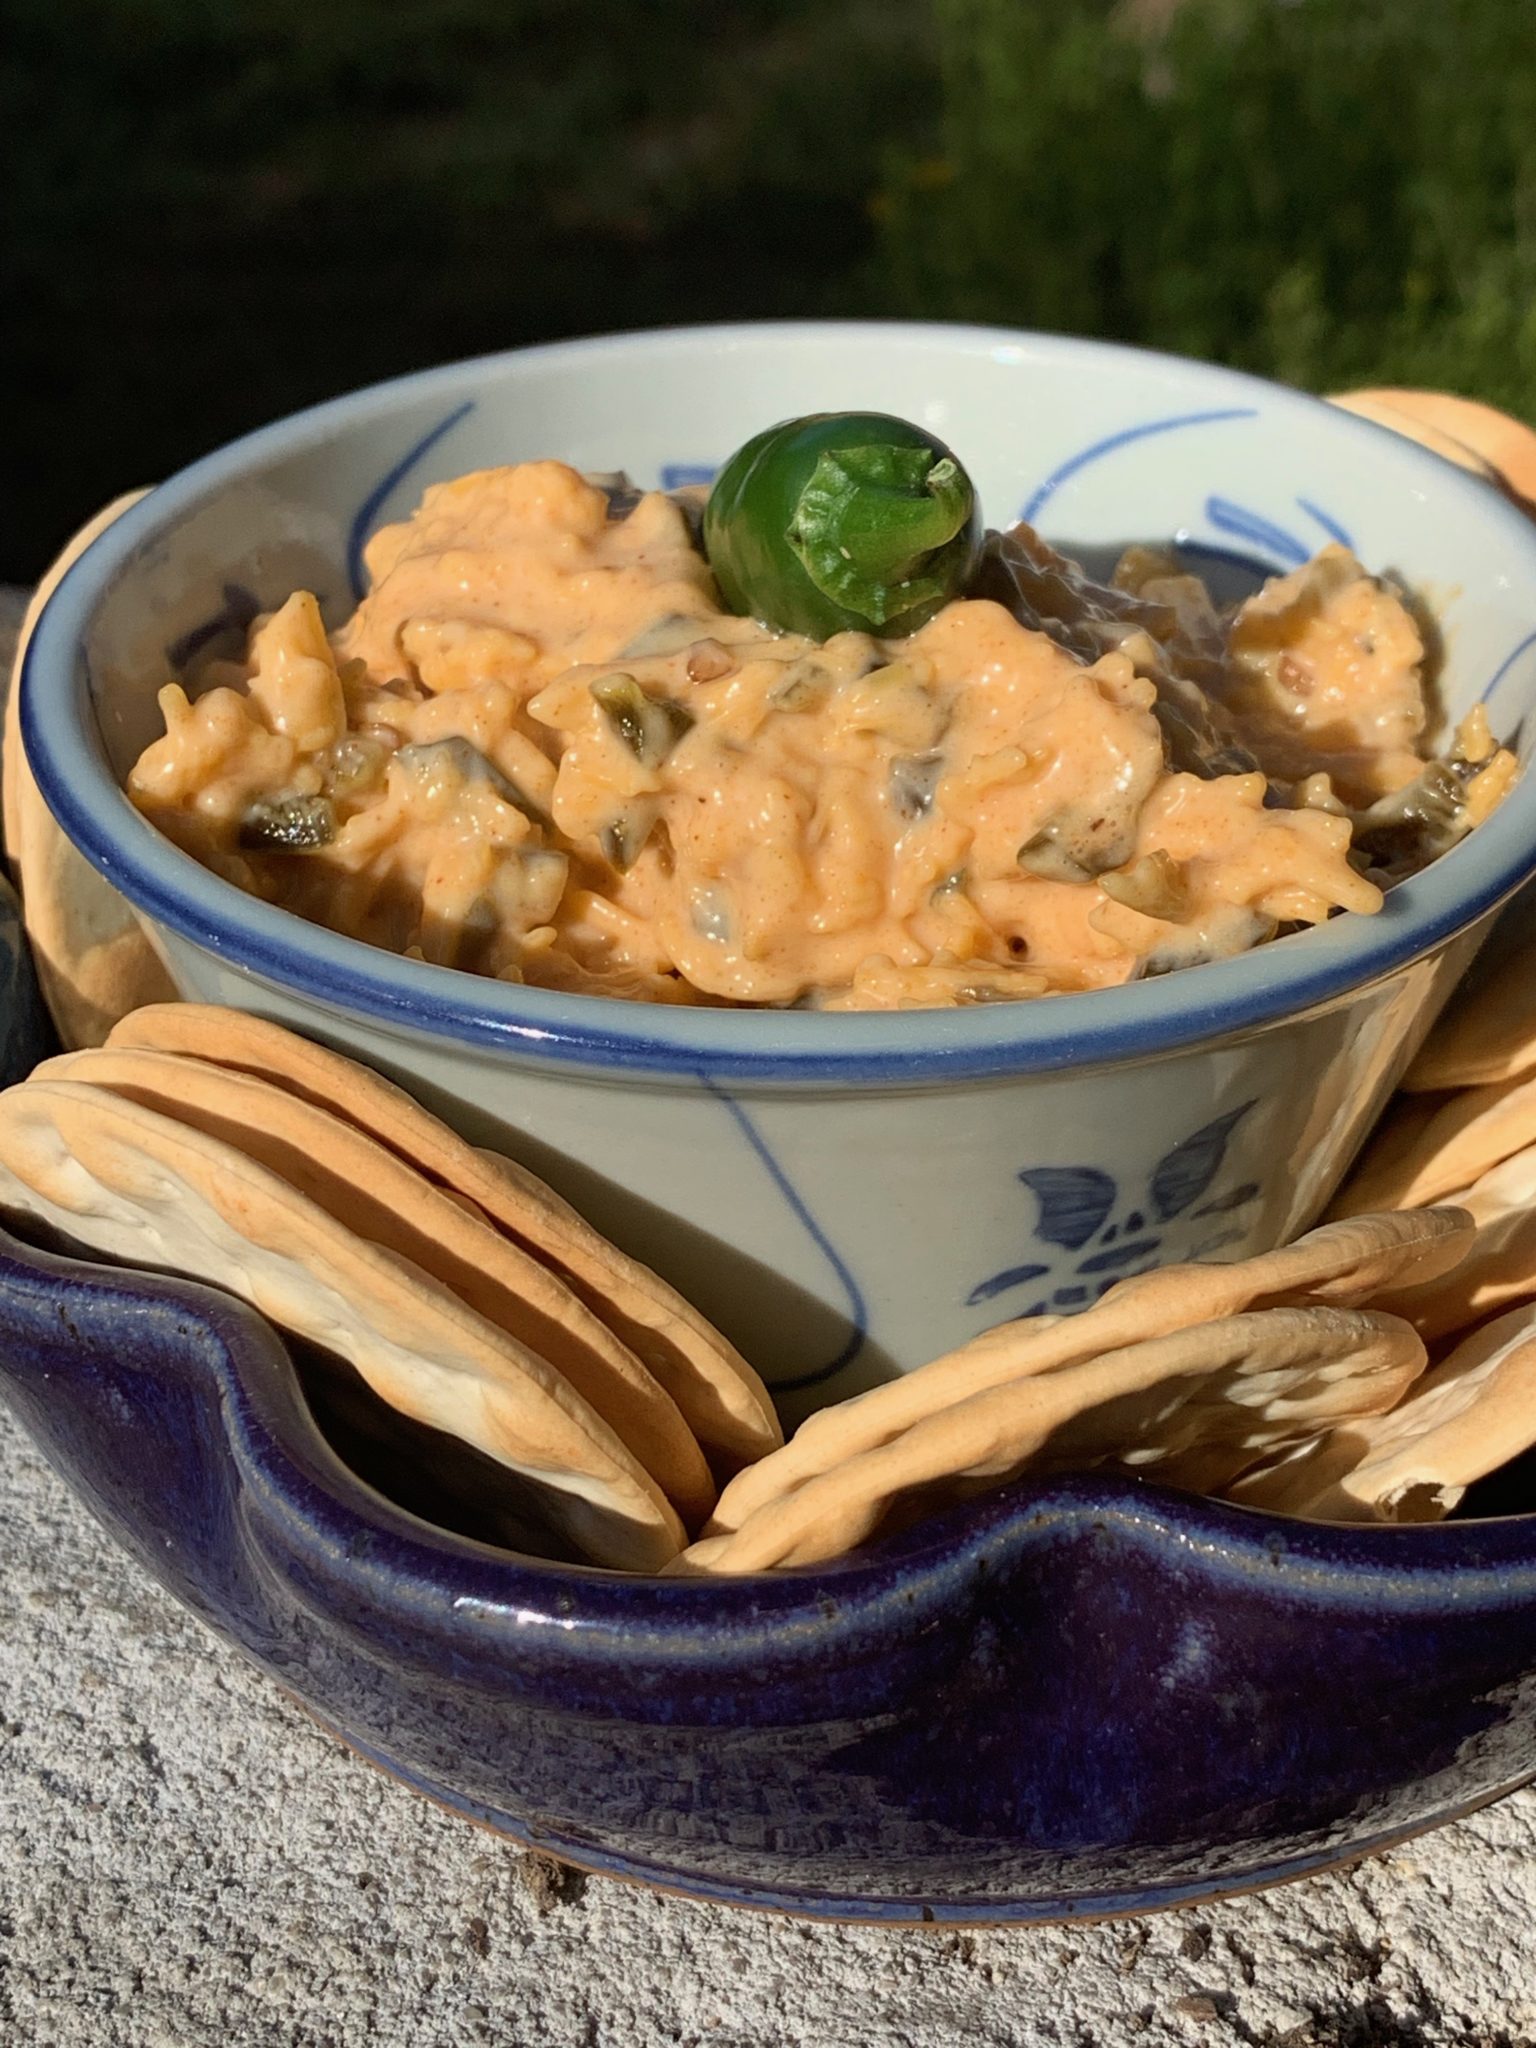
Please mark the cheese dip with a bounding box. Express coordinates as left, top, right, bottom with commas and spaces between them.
127, 460, 1516, 1011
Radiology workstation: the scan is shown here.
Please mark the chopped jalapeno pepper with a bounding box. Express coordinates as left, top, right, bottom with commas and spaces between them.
395, 737, 548, 828
591, 674, 695, 769
238, 794, 337, 851
600, 804, 659, 872
703, 412, 981, 641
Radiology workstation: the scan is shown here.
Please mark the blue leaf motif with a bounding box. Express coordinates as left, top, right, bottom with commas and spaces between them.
1191, 1227, 1248, 1261
166, 582, 261, 671
1019, 406, 1259, 525
700, 1077, 867, 1394
1076, 1237, 1161, 1275
1018, 1167, 1117, 1251
661, 462, 718, 489
1204, 496, 1308, 567
966, 1262, 1050, 1307
348, 400, 476, 601
1150, 1102, 1256, 1221
1296, 496, 1354, 549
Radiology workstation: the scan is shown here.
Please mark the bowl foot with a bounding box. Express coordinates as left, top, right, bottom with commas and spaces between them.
291, 1692, 1533, 1927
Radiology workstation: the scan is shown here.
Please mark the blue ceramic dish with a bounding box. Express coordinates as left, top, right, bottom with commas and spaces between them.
4, 1193, 1536, 1925
3, 923, 1536, 1922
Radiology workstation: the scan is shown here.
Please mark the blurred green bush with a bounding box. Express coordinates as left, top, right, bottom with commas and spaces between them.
878, 0, 1536, 413
5, 0, 1535, 579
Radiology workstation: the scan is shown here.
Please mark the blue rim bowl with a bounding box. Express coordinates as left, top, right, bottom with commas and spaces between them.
7, 325, 1536, 1919
20, 320, 1536, 1085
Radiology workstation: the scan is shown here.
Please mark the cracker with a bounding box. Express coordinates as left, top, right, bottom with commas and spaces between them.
4, 495, 178, 1048
1328, 388, 1536, 505
0, 1079, 685, 1570
1228, 1299, 1536, 1522
677, 1307, 1427, 1574
35, 1043, 714, 1526
705, 1208, 1472, 1535
107, 1003, 781, 1468
1326, 391, 1503, 485
1404, 945, 1536, 1094
1331, 1070, 1536, 1214
1372, 1146, 1536, 1341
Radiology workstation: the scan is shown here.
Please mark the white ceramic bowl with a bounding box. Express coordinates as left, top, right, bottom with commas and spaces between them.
22, 323, 1536, 1418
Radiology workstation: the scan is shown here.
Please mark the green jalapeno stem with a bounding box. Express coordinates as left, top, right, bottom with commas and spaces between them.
788, 446, 973, 626
703, 412, 982, 641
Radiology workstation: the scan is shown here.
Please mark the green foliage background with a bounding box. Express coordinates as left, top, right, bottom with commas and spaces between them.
6, 0, 1536, 577
886, 0, 1536, 408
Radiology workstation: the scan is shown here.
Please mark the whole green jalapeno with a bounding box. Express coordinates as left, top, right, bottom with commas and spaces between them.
702, 412, 982, 641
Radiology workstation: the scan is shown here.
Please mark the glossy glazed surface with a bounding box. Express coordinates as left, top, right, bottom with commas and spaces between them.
2, 1214, 1535, 1920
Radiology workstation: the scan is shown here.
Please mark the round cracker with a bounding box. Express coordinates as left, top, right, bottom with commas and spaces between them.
706, 1208, 1472, 1536
1403, 944, 1536, 1094
1327, 391, 1502, 484
1331, 1070, 1536, 1215
1328, 389, 1536, 505
1373, 1146, 1536, 1341
4, 494, 178, 1049
0, 1079, 684, 1570
677, 1307, 1427, 1574
1229, 1299, 1536, 1522
107, 1003, 781, 1467
34, 1043, 713, 1526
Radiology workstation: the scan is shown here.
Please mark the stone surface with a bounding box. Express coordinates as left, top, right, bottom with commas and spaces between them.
1, 1400, 1533, 2047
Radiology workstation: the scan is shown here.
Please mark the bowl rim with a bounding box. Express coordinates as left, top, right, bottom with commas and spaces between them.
22, 317, 1536, 1086
7, 1217, 1536, 1623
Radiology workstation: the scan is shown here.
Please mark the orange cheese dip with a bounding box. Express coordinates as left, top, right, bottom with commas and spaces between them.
127, 462, 1516, 1010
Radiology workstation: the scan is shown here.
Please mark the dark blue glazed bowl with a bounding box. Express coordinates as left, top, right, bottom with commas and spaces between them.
4, 1209, 1536, 1923
6, 594, 1536, 1922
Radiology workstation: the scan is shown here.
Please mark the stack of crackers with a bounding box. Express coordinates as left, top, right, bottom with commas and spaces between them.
0, 1006, 783, 1570
678, 1195, 1535, 1571
0, 992, 1531, 1574
1, 493, 179, 1051
3, 1003, 1532, 1572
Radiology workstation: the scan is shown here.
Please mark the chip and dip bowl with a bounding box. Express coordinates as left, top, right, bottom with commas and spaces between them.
7, 323, 1536, 1918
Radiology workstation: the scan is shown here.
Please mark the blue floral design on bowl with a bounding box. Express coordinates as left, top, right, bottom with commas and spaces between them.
969, 1102, 1260, 1316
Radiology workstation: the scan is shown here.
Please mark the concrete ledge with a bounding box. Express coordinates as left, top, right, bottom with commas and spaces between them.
1, 1402, 1531, 2047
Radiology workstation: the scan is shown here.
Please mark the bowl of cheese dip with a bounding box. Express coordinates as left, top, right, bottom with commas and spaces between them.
21, 323, 1536, 1418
